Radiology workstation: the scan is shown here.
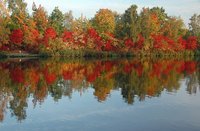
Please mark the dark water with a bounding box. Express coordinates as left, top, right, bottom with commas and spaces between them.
0, 58, 199, 131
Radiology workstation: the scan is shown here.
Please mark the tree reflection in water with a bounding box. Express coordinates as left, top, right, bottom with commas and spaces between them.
0, 58, 199, 121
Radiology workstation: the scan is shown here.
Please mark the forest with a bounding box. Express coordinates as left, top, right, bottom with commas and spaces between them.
0, 0, 200, 57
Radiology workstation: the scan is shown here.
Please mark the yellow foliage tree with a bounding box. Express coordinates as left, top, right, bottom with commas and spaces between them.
93, 9, 116, 34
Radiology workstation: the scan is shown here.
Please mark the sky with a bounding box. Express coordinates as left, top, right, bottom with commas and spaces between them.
25, 0, 200, 26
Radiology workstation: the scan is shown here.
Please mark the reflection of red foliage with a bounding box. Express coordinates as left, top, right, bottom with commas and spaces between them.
63, 70, 73, 80
163, 63, 174, 75
10, 67, 24, 83
45, 73, 56, 85
123, 63, 133, 73
147, 87, 155, 96
104, 61, 113, 72
176, 61, 197, 74
43, 69, 56, 85
151, 62, 162, 77
136, 34, 144, 49
185, 61, 196, 74
176, 61, 185, 74
87, 73, 97, 83
134, 63, 143, 77
10, 29, 23, 45
31, 69, 40, 84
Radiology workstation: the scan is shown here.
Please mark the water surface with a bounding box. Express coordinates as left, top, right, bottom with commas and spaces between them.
0, 58, 199, 131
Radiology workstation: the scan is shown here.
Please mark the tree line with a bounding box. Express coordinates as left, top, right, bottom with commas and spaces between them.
0, 0, 199, 56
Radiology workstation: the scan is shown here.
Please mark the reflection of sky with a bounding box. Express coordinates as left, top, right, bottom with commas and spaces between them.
1, 80, 200, 131
25, 0, 200, 26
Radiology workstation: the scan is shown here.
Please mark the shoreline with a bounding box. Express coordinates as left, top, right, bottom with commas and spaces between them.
0, 50, 199, 61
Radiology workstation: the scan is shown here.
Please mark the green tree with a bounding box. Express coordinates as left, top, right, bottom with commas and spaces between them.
114, 12, 123, 38
49, 7, 64, 35
189, 14, 200, 42
118, 5, 141, 42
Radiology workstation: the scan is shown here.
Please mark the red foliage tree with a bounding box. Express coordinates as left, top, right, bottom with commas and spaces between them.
124, 38, 134, 48
135, 34, 144, 49
152, 35, 164, 50
178, 37, 186, 50
32, 29, 40, 43
44, 27, 57, 39
88, 28, 98, 38
95, 36, 103, 50
62, 31, 73, 42
10, 29, 23, 45
186, 36, 198, 50
43, 27, 57, 46
104, 40, 113, 51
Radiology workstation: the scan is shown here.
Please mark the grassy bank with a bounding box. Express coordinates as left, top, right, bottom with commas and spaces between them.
0, 49, 199, 60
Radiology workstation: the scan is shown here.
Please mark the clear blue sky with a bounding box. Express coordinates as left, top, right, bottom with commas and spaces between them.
25, 0, 200, 26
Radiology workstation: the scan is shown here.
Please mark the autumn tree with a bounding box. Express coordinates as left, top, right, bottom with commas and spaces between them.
49, 7, 64, 35
140, 7, 167, 38
72, 15, 89, 32
92, 9, 116, 34
22, 18, 39, 50
32, 4, 48, 34
71, 15, 91, 47
0, 0, 11, 48
7, 0, 28, 29
9, 28, 23, 49
162, 17, 186, 40
189, 14, 200, 43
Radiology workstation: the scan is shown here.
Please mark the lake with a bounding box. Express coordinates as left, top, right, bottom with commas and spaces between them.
0, 58, 199, 131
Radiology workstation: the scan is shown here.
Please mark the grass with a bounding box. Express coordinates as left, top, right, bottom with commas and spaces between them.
0, 49, 199, 60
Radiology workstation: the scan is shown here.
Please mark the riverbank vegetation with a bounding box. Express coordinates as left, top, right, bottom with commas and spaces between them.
0, 0, 200, 57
